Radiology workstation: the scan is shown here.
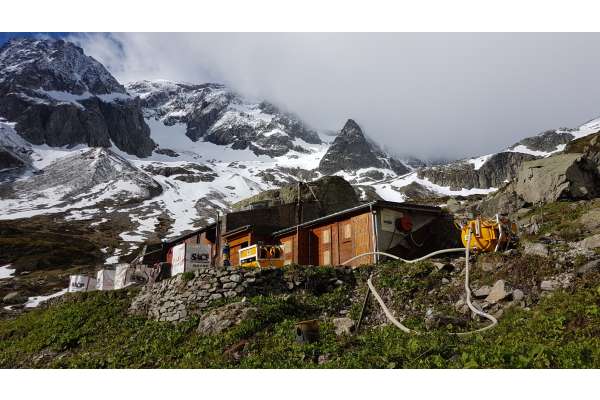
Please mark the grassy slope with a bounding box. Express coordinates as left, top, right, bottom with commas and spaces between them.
2, 200, 600, 368
1, 274, 599, 368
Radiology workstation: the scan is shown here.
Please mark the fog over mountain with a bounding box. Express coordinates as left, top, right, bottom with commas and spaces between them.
64, 33, 600, 161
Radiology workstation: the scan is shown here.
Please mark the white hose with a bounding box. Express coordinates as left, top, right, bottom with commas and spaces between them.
344, 228, 498, 336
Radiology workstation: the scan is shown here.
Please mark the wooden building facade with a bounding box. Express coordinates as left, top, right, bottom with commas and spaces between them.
151, 200, 445, 269
274, 201, 442, 267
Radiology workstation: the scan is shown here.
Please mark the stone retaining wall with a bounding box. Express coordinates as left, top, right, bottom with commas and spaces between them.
129, 266, 356, 323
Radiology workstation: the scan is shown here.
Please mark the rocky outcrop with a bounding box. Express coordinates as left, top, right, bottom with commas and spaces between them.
478, 151, 600, 214
418, 152, 537, 190
514, 153, 600, 204
232, 175, 359, 214
0, 38, 155, 157
318, 119, 409, 175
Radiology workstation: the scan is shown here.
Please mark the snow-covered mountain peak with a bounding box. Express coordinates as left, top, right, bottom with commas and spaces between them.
0, 38, 125, 96
127, 79, 321, 158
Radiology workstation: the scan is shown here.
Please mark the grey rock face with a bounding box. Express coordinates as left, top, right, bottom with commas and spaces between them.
514, 153, 600, 204
318, 119, 409, 175
418, 152, 537, 190
0, 39, 155, 157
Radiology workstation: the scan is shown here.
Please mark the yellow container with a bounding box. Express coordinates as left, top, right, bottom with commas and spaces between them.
461, 218, 501, 252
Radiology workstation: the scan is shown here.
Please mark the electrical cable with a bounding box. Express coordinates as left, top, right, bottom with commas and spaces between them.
341, 228, 498, 336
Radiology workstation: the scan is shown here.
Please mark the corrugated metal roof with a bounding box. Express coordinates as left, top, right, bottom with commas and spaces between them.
272, 200, 441, 237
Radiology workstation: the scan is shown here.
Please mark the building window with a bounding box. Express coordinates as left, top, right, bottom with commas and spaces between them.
323, 250, 331, 265
322, 229, 331, 244
283, 240, 292, 255
343, 223, 352, 240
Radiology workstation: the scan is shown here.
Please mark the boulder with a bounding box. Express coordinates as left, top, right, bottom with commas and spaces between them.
512, 289, 525, 302
514, 153, 600, 204
540, 280, 559, 291
197, 301, 257, 335
578, 234, 600, 250
522, 242, 549, 258
2, 291, 28, 304
332, 317, 355, 336
484, 280, 512, 304
577, 209, 600, 233
425, 309, 468, 329
576, 259, 600, 276
473, 286, 491, 299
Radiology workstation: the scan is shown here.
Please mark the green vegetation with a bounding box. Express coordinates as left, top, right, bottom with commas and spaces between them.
2, 270, 599, 368
181, 271, 195, 283
521, 201, 589, 241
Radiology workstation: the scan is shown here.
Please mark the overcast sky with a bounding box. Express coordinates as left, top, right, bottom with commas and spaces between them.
66, 33, 600, 160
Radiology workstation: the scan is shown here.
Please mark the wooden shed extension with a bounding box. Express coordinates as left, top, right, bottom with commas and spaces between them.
161, 223, 218, 265
273, 201, 442, 267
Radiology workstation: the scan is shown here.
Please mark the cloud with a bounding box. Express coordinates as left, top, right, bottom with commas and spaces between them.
71, 33, 600, 161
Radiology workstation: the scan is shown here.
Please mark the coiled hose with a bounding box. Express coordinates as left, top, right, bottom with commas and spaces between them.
343, 228, 498, 336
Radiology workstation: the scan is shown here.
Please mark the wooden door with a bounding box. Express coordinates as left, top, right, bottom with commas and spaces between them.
351, 213, 373, 266
339, 220, 353, 265
316, 226, 332, 266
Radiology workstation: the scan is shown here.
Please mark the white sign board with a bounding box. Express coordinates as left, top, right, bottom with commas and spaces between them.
171, 243, 186, 276
69, 275, 97, 293
186, 243, 212, 272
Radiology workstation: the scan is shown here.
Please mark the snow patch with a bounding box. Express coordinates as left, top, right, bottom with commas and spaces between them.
0, 264, 15, 280
24, 288, 68, 308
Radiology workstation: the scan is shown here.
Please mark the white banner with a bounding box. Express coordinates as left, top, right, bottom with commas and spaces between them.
114, 264, 132, 289
96, 269, 116, 290
171, 243, 186, 276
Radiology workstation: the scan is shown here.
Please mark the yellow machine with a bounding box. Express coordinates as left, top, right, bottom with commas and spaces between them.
239, 244, 285, 268
461, 215, 518, 253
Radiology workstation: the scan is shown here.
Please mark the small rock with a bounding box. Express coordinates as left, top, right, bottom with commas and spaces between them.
540, 280, 558, 291
576, 259, 600, 276
512, 289, 524, 302
577, 234, 600, 250
2, 291, 28, 304
441, 278, 450, 284
473, 285, 491, 298
332, 317, 355, 336
229, 274, 242, 283
523, 242, 549, 257
484, 280, 512, 304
